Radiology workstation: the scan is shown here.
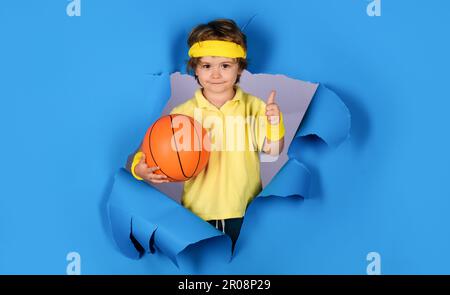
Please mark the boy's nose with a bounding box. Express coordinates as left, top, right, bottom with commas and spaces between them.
211, 68, 221, 78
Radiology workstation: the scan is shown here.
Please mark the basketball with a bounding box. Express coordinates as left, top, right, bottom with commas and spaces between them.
141, 114, 210, 182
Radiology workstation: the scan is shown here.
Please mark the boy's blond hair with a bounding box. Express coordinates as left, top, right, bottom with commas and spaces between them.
187, 19, 248, 84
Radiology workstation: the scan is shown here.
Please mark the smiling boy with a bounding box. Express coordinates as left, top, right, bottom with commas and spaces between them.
131, 19, 285, 250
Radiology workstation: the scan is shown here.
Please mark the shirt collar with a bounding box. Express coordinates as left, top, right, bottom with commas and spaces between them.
195, 86, 243, 110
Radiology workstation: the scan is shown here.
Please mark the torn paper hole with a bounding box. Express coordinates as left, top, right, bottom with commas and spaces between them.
108, 70, 350, 268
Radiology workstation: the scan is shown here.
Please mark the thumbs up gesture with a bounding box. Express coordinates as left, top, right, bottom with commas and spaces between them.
266, 90, 281, 125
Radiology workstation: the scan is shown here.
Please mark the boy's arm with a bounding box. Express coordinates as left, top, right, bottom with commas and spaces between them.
126, 145, 144, 180
262, 136, 285, 156
261, 111, 285, 156
259, 91, 285, 156
125, 146, 140, 172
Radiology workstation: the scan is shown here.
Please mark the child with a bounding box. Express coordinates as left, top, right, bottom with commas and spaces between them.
130, 19, 285, 251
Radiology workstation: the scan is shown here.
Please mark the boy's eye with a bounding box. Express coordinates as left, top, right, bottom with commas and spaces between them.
202, 64, 210, 69
222, 64, 231, 69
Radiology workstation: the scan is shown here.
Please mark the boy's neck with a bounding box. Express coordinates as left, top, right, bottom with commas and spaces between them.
202, 87, 236, 109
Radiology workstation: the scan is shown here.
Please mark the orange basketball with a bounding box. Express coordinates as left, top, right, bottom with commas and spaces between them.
141, 114, 210, 182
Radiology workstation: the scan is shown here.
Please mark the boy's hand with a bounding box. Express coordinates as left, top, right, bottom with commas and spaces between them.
266, 90, 281, 125
134, 152, 169, 183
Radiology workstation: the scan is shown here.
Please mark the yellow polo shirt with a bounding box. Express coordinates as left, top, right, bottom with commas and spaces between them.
169, 86, 267, 220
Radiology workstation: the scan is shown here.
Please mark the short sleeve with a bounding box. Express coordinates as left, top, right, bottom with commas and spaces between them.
169, 101, 195, 117
169, 106, 179, 115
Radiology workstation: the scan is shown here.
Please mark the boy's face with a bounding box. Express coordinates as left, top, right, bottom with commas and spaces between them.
195, 56, 242, 94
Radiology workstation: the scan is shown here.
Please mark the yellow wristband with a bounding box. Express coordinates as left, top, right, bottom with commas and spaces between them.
131, 151, 144, 180
266, 112, 285, 141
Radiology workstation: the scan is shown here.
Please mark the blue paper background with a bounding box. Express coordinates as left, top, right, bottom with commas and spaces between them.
1, 0, 449, 274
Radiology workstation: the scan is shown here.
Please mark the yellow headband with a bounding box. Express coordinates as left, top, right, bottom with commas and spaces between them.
188, 40, 247, 59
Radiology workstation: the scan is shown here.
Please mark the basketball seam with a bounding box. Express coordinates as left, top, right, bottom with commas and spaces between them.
190, 119, 203, 177
169, 115, 190, 179
148, 117, 183, 182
